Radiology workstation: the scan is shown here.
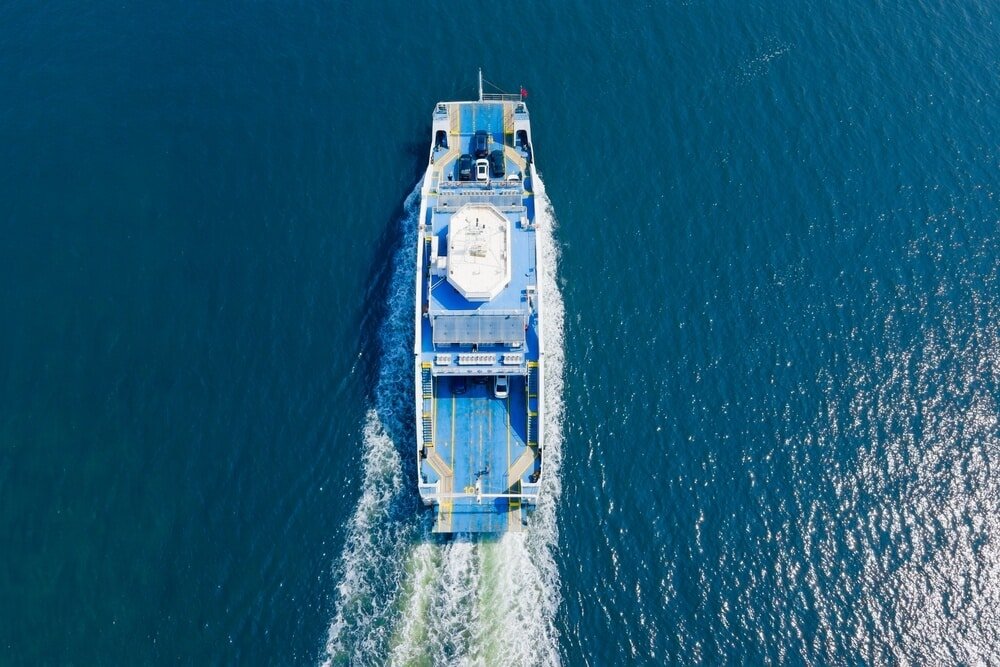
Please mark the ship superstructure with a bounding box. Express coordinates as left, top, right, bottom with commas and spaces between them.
413, 73, 545, 533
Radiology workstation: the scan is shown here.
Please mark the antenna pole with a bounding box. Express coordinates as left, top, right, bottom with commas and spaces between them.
478, 68, 483, 101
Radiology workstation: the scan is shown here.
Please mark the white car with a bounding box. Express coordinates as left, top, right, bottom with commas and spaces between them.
475, 158, 489, 181
493, 375, 509, 399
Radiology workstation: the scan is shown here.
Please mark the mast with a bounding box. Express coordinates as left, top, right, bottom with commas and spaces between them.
478, 68, 483, 102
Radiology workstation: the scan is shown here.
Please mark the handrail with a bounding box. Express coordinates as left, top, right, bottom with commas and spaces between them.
425, 492, 539, 500
479, 69, 525, 102
481, 93, 523, 102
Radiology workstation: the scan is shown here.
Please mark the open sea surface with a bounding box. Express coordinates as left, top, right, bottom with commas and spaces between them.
2, 1, 998, 664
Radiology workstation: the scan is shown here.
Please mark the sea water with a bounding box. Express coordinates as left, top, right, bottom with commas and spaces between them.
2, 1, 998, 664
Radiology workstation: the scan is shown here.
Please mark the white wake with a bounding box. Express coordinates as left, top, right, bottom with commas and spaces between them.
321, 175, 565, 667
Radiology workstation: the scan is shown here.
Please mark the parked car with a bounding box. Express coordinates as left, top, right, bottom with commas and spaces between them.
489, 149, 505, 177
458, 154, 473, 181
493, 375, 509, 399
473, 130, 489, 158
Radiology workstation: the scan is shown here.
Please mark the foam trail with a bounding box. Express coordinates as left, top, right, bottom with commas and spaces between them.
320, 183, 422, 667
389, 175, 566, 666
426, 541, 483, 663
476, 175, 566, 666
321, 174, 565, 666
387, 543, 438, 665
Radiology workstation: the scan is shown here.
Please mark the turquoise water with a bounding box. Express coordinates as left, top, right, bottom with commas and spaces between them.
2, 1, 998, 664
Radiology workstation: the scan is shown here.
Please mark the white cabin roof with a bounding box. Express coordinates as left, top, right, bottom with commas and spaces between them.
446, 204, 511, 301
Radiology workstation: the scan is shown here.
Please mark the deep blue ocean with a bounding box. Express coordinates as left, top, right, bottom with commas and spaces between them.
2, 1, 998, 664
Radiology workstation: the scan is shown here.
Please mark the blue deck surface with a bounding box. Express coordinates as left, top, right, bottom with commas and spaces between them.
422, 379, 529, 483
421, 378, 534, 533
435, 148, 521, 182
460, 103, 505, 139
419, 100, 540, 533
428, 217, 536, 314
431, 102, 528, 183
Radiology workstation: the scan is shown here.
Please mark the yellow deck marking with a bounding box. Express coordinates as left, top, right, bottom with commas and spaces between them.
425, 385, 451, 532
507, 448, 535, 484
504, 144, 527, 173
450, 392, 456, 491
473, 396, 481, 493
429, 392, 458, 532
434, 145, 459, 189
505, 393, 525, 532
506, 394, 511, 480
503, 103, 514, 145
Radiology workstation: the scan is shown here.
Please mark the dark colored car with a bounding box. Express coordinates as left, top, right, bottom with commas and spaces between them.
489, 149, 505, 177
458, 154, 473, 181
473, 130, 489, 158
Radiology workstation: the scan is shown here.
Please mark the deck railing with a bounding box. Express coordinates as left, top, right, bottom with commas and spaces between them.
481, 92, 523, 102
423, 492, 540, 501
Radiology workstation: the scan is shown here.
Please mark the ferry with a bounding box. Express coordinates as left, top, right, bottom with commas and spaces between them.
413, 72, 545, 533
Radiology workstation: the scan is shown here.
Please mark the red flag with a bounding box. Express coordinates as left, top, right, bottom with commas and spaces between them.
520, 87, 528, 99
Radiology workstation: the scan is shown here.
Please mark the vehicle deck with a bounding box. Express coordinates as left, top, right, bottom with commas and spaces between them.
430, 102, 530, 187
420, 377, 539, 533
416, 94, 541, 534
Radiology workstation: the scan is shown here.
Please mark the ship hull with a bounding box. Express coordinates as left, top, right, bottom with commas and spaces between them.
412, 89, 545, 534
